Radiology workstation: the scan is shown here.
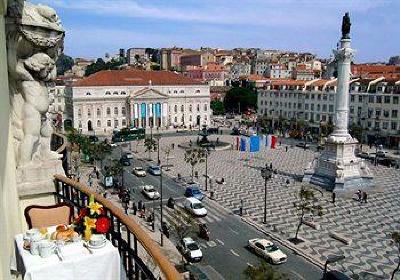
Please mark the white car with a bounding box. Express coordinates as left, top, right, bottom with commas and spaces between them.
248, 238, 287, 264
132, 167, 146, 177
184, 197, 207, 217
125, 152, 134, 159
180, 237, 202, 262
141, 185, 160, 200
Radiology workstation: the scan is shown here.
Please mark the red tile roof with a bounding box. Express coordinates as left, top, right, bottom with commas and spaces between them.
73, 70, 203, 87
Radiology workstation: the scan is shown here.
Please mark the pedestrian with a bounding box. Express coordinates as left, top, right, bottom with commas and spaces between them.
285, 146, 288, 152
357, 190, 362, 202
142, 203, 146, 213
362, 191, 368, 203
132, 202, 137, 215
172, 143, 175, 149
332, 192, 336, 204
270, 162, 273, 170
138, 200, 143, 211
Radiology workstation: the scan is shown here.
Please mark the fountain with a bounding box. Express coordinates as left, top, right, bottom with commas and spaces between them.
178, 125, 231, 151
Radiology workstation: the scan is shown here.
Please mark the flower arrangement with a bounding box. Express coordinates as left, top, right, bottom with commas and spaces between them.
73, 194, 111, 240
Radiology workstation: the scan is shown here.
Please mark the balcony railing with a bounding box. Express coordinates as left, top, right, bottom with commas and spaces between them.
54, 175, 181, 280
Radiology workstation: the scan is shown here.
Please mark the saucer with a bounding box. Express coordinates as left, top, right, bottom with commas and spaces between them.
87, 241, 106, 249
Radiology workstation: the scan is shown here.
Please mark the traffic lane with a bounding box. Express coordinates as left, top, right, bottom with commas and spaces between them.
205, 211, 321, 280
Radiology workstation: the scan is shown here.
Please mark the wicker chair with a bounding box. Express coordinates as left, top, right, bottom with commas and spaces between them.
24, 202, 74, 229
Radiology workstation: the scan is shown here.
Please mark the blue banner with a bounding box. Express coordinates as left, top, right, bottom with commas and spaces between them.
156, 103, 161, 117
141, 103, 146, 118
250, 135, 260, 152
240, 138, 247, 152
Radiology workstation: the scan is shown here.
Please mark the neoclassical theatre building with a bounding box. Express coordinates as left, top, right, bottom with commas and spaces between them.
70, 70, 211, 135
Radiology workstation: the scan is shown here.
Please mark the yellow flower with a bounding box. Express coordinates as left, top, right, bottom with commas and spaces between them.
88, 201, 103, 215
83, 216, 97, 230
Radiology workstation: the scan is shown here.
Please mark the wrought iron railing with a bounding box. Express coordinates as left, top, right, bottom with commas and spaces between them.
54, 175, 181, 280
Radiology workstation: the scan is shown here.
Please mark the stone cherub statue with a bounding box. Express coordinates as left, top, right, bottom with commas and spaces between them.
341, 12, 351, 39
7, 1, 65, 168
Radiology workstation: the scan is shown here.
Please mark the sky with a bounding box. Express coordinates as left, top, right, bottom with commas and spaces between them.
32, 0, 399, 63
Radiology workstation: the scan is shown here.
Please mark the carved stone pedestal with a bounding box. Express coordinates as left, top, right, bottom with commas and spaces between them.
303, 134, 373, 192
16, 159, 64, 197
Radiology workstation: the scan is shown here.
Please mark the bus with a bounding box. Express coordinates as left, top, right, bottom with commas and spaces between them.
112, 127, 145, 142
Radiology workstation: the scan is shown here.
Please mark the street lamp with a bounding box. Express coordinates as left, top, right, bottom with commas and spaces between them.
203, 147, 211, 191
154, 134, 161, 165
159, 164, 173, 246
323, 255, 345, 279
261, 163, 274, 224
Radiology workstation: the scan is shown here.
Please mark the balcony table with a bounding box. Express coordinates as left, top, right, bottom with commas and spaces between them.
12, 228, 120, 280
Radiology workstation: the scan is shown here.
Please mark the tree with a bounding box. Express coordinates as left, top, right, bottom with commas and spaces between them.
184, 149, 206, 182
293, 185, 323, 241
90, 142, 111, 169
243, 261, 287, 280
390, 231, 400, 280
223, 87, 257, 113
144, 137, 157, 160
210, 100, 225, 115
150, 64, 161, 71
162, 146, 172, 167
169, 206, 198, 242
56, 53, 74, 76
85, 57, 126, 76
349, 123, 363, 142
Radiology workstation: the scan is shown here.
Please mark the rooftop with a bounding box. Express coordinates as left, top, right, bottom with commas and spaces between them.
73, 70, 203, 87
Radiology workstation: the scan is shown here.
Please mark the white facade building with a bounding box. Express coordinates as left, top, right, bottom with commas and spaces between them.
70, 70, 211, 135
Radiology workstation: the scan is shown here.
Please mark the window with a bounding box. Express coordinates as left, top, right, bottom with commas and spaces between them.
114, 107, 118, 115
376, 96, 382, 103
375, 109, 381, 117
122, 119, 126, 127
173, 90, 178, 94
261, 100, 264, 105
369, 96, 374, 103
97, 120, 101, 127
87, 108, 91, 117
329, 95, 334, 101
350, 106, 354, 114
391, 122, 397, 130
384, 96, 391, 103
392, 110, 398, 118
189, 105, 192, 112
310, 104, 314, 110
107, 120, 111, 127
181, 105, 184, 112
121, 106, 126, 116
114, 119, 118, 128
105, 91, 111, 95
121, 91, 126, 95
58, 105, 62, 112
358, 96, 363, 103
323, 94, 327, 101
106, 107, 111, 116
174, 117, 177, 122
322, 104, 327, 112
197, 104, 200, 112
383, 110, 389, 118
180, 90, 184, 94
317, 104, 320, 112
393, 96, 399, 104
86, 92, 91, 96
113, 91, 118, 95
78, 109, 82, 117
174, 105, 177, 113
383, 122, 388, 130
57, 96, 61, 102
195, 89, 200, 93
350, 95, 355, 102
305, 104, 309, 110
204, 104, 207, 111
97, 108, 101, 117
311, 94, 315, 100
329, 105, 334, 112
317, 94, 321, 100
189, 115, 192, 121
78, 121, 82, 128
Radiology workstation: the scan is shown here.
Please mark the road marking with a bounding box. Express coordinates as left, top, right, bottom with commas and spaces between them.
207, 241, 217, 247
230, 249, 240, 257
246, 263, 254, 267
229, 227, 239, 235
216, 239, 224, 245
290, 270, 306, 280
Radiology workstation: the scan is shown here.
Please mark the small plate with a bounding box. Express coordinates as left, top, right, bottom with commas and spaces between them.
87, 241, 106, 249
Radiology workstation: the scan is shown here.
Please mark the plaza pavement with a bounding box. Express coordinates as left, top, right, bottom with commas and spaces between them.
134, 134, 400, 279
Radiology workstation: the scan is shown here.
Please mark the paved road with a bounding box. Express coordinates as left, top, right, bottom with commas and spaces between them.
113, 146, 322, 280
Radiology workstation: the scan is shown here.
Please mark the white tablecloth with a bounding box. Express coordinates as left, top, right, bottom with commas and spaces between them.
14, 233, 120, 280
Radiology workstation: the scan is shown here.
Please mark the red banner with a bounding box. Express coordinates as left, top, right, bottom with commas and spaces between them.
271, 135, 277, 149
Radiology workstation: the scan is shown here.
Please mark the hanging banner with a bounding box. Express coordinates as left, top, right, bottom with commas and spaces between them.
240, 138, 247, 152
250, 136, 260, 152
134, 103, 138, 119
266, 134, 272, 149
271, 135, 277, 149
140, 103, 146, 118
162, 103, 168, 117
236, 137, 240, 150
156, 103, 162, 117
149, 103, 153, 117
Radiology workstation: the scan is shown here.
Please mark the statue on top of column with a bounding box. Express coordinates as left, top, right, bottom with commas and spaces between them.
341, 12, 351, 39
6, 1, 65, 168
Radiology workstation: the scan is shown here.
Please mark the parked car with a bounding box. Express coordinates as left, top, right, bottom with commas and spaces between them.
147, 165, 161, 176
179, 237, 203, 263
132, 166, 146, 177
296, 142, 309, 149
231, 127, 240, 135
207, 127, 219, 134
376, 150, 388, 157
184, 197, 207, 217
89, 135, 99, 143
120, 156, 131, 166
141, 185, 160, 200
324, 270, 352, 280
124, 152, 134, 159
358, 151, 372, 159
248, 238, 287, 264
185, 185, 204, 201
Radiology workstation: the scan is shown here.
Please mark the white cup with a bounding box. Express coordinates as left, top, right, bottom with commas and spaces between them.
29, 234, 44, 255
89, 234, 106, 247
38, 240, 55, 258
26, 228, 40, 238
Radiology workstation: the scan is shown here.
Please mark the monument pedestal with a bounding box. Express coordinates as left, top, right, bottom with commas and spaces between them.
16, 159, 64, 197
303, 134, 373, 192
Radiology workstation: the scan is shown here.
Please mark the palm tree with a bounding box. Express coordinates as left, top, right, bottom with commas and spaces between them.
144, 137, 157, 160
391, 231, 400, 280
293, 185, 323, 241
184, 148, 206, 182
243, 261, 287, 280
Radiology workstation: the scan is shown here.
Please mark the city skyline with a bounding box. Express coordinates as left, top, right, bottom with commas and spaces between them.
32, 0, 399, 62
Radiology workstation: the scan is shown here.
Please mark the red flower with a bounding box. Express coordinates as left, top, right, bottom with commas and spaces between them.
74, 207, 88, 224
95, 216, 110, 234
